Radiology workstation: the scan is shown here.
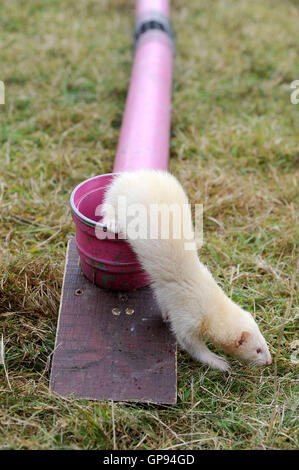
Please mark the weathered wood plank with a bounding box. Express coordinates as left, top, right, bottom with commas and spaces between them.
50, 238, 177, 404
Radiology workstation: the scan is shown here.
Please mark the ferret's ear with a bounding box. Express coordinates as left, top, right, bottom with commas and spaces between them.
235, 331, 250, 348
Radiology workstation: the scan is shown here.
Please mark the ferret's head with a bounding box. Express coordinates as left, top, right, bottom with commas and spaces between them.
229, 325, 272, 366
222, 308, 272, 366
206, 302, 272, 366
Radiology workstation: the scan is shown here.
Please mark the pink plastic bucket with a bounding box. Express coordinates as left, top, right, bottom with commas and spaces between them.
70, 173, 150, 290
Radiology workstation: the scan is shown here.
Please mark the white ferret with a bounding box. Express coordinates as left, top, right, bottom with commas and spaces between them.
101, 170, 272, 371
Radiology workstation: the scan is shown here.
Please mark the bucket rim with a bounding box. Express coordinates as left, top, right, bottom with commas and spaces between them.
70, 173, 116, 229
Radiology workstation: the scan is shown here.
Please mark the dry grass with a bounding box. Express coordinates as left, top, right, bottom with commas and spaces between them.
0, 0, 298, 450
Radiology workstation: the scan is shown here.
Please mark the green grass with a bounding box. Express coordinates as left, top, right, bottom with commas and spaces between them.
0, 0, 298, 450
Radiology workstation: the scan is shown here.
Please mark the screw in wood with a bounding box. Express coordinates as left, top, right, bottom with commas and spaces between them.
112, 308, 121, 316
125, 308, 134, 315
119, 293, 128, 302
75, 289, 84, 296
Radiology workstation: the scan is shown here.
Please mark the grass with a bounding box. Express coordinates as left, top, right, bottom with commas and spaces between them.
0, 0, 298, 450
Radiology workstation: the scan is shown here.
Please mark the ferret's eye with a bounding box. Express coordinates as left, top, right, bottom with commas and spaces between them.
256, 348, 262, 354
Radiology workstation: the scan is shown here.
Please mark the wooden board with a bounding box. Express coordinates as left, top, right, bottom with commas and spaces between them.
50, 238, 177, 404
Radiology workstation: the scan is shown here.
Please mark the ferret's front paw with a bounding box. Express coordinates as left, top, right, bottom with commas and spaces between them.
203, 353, 231, 372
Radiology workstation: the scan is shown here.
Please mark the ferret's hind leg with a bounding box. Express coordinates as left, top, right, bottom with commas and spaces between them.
177, 333, 231, 372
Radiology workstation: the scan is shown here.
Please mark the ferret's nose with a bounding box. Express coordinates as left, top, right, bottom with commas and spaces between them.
266, 357, 272, 365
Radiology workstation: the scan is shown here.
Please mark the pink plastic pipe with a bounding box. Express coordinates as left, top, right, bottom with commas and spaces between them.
113, 0, 173, 172
70, 0, 174, 290
136, 0, 170, 17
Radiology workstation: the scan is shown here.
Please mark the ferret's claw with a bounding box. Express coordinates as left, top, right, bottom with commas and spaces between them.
161, 311, 170, 322
101, 216, 119, 234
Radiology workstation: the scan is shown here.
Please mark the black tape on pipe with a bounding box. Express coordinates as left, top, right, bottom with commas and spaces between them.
134, 14, 176, 52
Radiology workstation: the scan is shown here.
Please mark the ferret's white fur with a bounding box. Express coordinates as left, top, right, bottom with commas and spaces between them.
101, 170, 272, 371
